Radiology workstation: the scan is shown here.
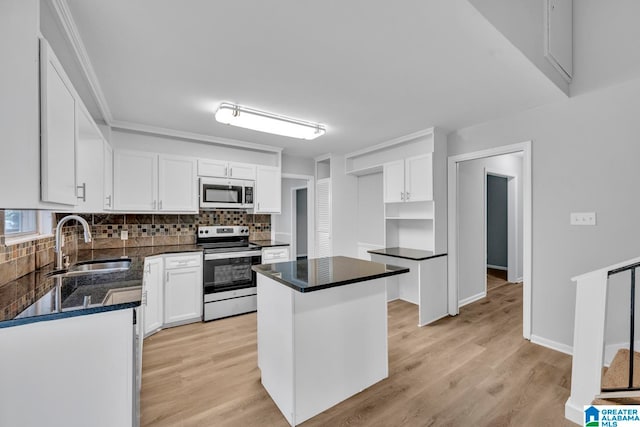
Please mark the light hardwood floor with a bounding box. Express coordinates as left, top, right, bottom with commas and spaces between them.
141, 274, 575, 427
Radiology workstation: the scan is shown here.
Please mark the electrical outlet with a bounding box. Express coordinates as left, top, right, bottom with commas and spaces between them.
570, 212, 596, 226
121, 230, 128, 240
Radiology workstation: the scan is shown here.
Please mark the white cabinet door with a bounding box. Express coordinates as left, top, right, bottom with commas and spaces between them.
404, 154, 433, 202
143, 256, 164, 337
40, 38, 77, 206
158, 155, 197, 212
383, 160, 405, 203
255, 165, 281, 213
197, 159, 228, 177
75, 136, 104, 212
164, 266, 202, 325
114, 150, 157, 211
103, 141, 114, 210
229, 162, 256, 180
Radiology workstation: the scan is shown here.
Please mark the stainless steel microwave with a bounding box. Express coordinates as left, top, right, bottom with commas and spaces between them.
200, 177, 254, 209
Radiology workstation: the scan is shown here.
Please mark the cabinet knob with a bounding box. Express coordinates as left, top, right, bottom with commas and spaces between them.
406, 192, 410, 200
105, 195, 112, 207
77, 183, 86, 202
159, 200, 163, 210
400, 192, 404, 201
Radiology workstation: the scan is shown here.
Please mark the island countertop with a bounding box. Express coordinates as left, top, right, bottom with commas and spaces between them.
367, 247, 447, 261
252, 255, 409, 293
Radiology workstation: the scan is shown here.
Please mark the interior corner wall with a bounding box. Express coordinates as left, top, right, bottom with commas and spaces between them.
448, 76, 640, 349
457, 154, 522, 303
356, 173, 384, 247
467, 0, 569, 96
274, 178, 308, 245
329, 154, 358, 257
282, 154, 315, 176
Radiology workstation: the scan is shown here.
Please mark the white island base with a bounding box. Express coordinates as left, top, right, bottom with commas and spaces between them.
257, 274, 388, 426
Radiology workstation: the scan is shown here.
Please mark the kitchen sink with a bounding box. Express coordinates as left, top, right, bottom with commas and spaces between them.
46, 258, 132, 278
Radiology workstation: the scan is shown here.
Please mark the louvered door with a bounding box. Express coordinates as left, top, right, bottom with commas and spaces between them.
316, 178, 331, 257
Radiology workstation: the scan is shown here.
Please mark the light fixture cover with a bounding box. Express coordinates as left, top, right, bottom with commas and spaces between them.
215, 102, 326, 140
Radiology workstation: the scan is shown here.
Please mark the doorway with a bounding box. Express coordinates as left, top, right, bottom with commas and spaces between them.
448, 141, 531, 339
273, 174, 315, 260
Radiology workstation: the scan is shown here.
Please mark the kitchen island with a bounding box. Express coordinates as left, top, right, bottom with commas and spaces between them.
253, 256, 409, 426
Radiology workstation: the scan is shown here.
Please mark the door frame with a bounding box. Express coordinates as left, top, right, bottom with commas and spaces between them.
447, 141, 532, 339
281, 173, 315, 259
485, 169, 520, 284
290, 185, 308, 260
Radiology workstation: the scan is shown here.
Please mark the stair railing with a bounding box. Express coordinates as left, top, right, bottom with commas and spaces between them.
602, 262, 640, 393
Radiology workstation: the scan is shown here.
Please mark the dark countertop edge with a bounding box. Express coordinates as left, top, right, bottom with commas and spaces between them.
0, 301, 140, 329
367, 250, 448, 261
250, 240, 290, 248
254, 266, 410, 293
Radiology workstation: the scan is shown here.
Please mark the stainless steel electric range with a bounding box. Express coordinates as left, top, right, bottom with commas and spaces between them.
198, 225, 262, 321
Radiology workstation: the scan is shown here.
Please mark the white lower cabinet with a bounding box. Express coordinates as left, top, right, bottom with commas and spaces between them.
164, 254, 203, 326
142, 253, 202, 338
262, 246, 290, 264
0, 309, 136, 427
143, 256, 164, 337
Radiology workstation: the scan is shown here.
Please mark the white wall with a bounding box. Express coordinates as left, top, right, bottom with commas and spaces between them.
357, 173, 385, 247
457, 153, 522, 303
329, 154, 358, 257
282, 154, 314, 176
467, 0, 569, 95
448, 75, 640, 348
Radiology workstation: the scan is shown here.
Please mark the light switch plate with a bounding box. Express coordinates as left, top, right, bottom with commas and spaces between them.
570, 212, 596, 226
121, 230, 128, 240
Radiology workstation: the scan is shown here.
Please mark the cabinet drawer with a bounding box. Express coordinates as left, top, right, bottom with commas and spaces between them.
165, 254, 202, 269
262, 247, 290, 263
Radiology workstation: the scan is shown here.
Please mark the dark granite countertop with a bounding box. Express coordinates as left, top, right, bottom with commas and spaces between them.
0, 244, 203, 328
252, 256, 409, 293
368, 247, 447, 261
250, 240, 290, 248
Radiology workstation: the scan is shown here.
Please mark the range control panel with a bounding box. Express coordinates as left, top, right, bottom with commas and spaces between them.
197, 225, 250, 237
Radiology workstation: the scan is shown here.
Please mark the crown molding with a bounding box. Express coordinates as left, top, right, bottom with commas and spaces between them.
110, 120, 284, 154
50, 0, 114, 124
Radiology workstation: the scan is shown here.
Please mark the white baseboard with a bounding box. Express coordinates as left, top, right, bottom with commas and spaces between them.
458, 292, 486, 308
487, 264, 507, 271
530, 334, 573, 356
564, 398, 583, 425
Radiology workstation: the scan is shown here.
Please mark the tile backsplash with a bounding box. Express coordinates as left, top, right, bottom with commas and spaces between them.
0, 210, 270, 286
62, 210, 271, 251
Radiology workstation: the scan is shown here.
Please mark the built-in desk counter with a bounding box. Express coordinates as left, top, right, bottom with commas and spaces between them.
368, 247, 448, 327
253, 256, 408, 426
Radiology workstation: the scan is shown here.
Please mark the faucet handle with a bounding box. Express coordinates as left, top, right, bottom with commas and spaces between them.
63, 255, 71, 269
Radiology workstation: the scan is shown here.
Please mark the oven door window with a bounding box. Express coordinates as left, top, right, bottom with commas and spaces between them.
204, 255, 260, 293
203, 185, 242, 204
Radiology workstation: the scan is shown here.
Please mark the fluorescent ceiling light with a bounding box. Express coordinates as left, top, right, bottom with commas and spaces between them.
215, 102, 326, 140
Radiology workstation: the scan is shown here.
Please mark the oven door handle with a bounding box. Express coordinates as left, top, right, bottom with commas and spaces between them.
204, 251, 262, 260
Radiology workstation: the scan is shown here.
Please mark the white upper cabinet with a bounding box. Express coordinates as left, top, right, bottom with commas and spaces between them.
103, 141, 114, 210
40, 38, 77, 206
255, 165, 281, 213
75, 105, 106, 212
383, 154, 432, 203
404, 154, 433, 202
198, 159, 256, 180
114, 150, 197, 213
158, 155, 197, 212
114, 151, 158, 211
383, 160, 405, 203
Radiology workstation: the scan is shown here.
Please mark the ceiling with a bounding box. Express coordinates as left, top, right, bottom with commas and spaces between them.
65, 0, 565, 158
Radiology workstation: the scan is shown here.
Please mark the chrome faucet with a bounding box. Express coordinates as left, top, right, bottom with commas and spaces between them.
55, 215, 92, 269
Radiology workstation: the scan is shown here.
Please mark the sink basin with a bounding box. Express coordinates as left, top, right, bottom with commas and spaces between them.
69, 259, 132, 273
46, 258, 132, 278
